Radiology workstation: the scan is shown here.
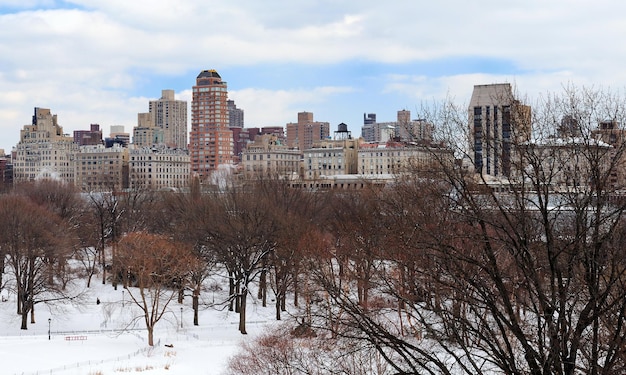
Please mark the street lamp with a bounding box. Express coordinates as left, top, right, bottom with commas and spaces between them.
48, 318, 51, 340
180, 307, 183, 328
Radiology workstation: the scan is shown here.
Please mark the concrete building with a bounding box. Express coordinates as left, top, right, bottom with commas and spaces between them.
361, 110, 433, 143
149, 89, 188, 149
133, 113, 164, 147
469, 83, 531, 177
240, 134, 302, 179
228, 99, 244, 128
0, 150, 12, 189
74, 144, 129, 192
12, 107, 78, 183
233, 126, 286, 162
286, 112, 330, 151
358, 141, 453, 175
303, 136, 359, 180
73, 124, 103, 146
189, 69, 234, 179
361, 113, 377, 142
129, 145, 190, 190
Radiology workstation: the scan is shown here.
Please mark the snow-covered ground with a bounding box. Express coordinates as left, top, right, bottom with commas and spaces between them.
0, 281, 278, 375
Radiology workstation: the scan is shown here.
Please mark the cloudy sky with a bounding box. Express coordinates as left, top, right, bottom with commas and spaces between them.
1, 0, 625, 152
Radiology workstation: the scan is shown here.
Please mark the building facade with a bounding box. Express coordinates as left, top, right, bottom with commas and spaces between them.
0, 151, 12, 189
362, 110, 433, 144
129, 145, 190, 190
74, 144, 129, 192
149, 89, 188, 149
240, 134, 302, 179
107, 125, 130, 147
73, 124, 103, 146
358, 142, 452, 175
133, 112, 164, 147
303, 138, 359, 180
361, 113, 377, 142
469, 83, 531, 178
227, 99, 244, 128
189, 70, 234, 179
12, 107, 78, 183
286, 112, 330, 151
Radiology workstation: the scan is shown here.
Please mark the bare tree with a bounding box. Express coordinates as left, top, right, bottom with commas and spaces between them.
116, 232, 195, 346
228, 325, 394, 375
200, 181, 279, 334
0, 194, 75, 329
304, 86, 626, 374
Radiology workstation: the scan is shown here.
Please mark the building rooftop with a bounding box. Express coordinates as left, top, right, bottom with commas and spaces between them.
197, 69, 221, 79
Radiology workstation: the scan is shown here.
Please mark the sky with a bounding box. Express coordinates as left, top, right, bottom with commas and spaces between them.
1, 0, 626, 152
0, 276, 270, 374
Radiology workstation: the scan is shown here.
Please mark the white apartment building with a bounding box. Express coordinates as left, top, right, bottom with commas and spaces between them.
129, 145, 190, 190
12, 107, 78, 183
304, 138, 359, 180
359, 142, 453, 175
241, 134, 301, 179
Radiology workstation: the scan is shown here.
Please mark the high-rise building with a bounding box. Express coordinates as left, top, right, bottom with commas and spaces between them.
395, 110, 434, 143
286, 112, 330, 151
227, 99, 244, 128
12, 107, 78, 183
469, 83, 531, 177
189, 69, 234, 178
361, 113, 377, 142
149, 90, 187, 149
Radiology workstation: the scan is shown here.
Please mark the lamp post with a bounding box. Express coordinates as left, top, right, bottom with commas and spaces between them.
48, 318, 51, 340
122, 290, 124, 307
180, 307, 183, 328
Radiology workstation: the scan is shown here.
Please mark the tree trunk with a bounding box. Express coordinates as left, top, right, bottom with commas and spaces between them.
235, 281, 241, 313
258, 269, 267, 307
193, 293, 199, 326
20, 310, 28, 330
293, 271, 299, 307
0, 255, 4, 293
147, 325, 154, 346
275, 294, 281, 320
228, 271, 235, 311
100, 231, 106, 285
239, 288, 247, 334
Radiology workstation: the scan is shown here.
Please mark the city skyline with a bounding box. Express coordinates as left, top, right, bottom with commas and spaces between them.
2, 1, 626, 152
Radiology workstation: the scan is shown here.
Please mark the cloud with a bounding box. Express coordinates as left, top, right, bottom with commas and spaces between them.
230, 86, 355, 127
2, 0, 626, 152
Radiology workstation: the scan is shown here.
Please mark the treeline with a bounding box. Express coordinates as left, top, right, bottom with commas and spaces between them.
2, 86, 626, 374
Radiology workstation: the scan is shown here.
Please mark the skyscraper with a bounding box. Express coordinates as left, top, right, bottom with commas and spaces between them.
361, 113, 377, 142
227, 99, 244, 128
189, 70, 234, 178
149, 89, 187, 149
469, 83, 531, 177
